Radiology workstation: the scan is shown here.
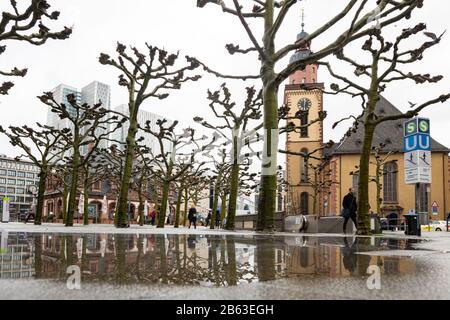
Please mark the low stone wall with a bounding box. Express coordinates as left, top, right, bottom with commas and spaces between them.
234, 212, 285, 231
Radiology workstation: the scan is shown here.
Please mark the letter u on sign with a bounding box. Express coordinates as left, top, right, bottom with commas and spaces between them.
404, 136, 417, 152
404, 135, 430, 152
418, 134, 430, 150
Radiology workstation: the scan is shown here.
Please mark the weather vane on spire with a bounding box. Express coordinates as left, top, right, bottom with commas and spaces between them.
301, 8, 305, 32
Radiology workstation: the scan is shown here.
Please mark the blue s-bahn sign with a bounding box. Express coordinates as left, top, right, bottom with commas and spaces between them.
404, 118, 432, 184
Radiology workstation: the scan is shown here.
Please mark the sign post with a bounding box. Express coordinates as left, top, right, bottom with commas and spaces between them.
404, 118, 432, 229
1, 197, 11, 223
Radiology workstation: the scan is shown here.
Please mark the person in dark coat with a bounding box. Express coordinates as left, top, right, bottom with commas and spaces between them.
342, 236, 357, 273
206, 210, 212, 227
342, 188, 358, 233
215, 209, 220, 227
188, 205, 197, 229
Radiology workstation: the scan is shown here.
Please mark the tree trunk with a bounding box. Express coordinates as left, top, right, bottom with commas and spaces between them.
35, 168, 47, 225
116, 109, 138, 228
115, 235, 126, 284
174, 188, 182, 228
157, 179, 170, 228
83, 173, 89, 226
66, 144, 80, 227
158, 235, 168, 284
220, 193, 227, 221
256, 238, 276, 281
313, 171, 318, 215
183, 187, 189, 226
225, 238, 237, 286
211, 173, 221, 230
138, 178, 144, 226
256, 85, 278, 231
61, 183, 68, 221
257, 2, 278, 232
226, 162, 239, 230
34, 235, 42, 278
358, 122, 376, 235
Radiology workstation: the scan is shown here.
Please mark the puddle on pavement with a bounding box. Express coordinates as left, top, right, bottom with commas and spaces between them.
0, 232, 428, 284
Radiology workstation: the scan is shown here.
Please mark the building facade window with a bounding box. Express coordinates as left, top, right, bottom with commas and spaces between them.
17, 171, 25, 178
383, 161, 398, 203
0, 187, 5, 193
7, 179, 15, 185
300, 192, 309, 214
0, 169, 6, 175
16, 188, 25, 194
17, 180, 25, 186
300, 111, 309, 138
8, 171, 16, 177
0, 178, 5, 184
7, 187, 15, 193
300, 148, 309, 182
92, 181, 101, 192
26, 173, 34, 179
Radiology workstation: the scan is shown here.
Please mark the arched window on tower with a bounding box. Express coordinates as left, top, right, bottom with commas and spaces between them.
300, 192, 309, 214
300, 109, 309, 137
300, 148, 309, 182
383, 161, 398, 203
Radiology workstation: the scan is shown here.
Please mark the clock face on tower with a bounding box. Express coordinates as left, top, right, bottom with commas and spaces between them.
298, 98, 312, 111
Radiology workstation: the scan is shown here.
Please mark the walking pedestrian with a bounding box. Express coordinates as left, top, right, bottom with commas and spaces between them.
342, 188, 358, 233
24, 205, 36, 224
150, 208, 156, 226
215, 209, 220, 227
188, 205, 197, 229
206, 210, 212, 227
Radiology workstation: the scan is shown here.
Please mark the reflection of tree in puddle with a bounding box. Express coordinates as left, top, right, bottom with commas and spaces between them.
6, 233, 421, 285
39, 234, 258, 286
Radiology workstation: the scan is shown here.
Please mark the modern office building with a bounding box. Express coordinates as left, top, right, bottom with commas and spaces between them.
46, 81, 111, 155
112, 104, 173, 154
81, 81, 112, 152
0, 155, 40, 219
46, 83, 81, 131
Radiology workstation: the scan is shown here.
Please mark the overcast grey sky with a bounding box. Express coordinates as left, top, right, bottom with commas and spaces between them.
1, 0, 449, 165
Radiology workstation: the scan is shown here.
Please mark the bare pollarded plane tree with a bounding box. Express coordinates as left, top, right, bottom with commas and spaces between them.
38, 92, 127, 226
141, 119, 209, 228
0, 123, 70, 224
194, 83, 262, 229
0, 0, 71, 95
196, 0, 428, 231
322, 23, 450, 234
98, 43, 201, 228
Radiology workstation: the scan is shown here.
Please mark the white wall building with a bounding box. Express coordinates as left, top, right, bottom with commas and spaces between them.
112, 104, 173, 155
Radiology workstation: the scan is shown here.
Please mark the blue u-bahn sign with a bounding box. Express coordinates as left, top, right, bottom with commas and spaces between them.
404, 134, 431, 152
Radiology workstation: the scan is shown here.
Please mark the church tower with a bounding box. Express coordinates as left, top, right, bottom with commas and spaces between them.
284, 13, 325, 216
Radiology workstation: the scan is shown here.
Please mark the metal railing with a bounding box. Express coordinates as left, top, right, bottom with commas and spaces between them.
381, 217, 406, 231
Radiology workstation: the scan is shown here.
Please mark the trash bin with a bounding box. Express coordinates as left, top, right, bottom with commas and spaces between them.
404, 213, 421, 236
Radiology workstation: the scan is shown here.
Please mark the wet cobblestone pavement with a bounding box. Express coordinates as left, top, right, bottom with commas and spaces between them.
1, 224, 449, 299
